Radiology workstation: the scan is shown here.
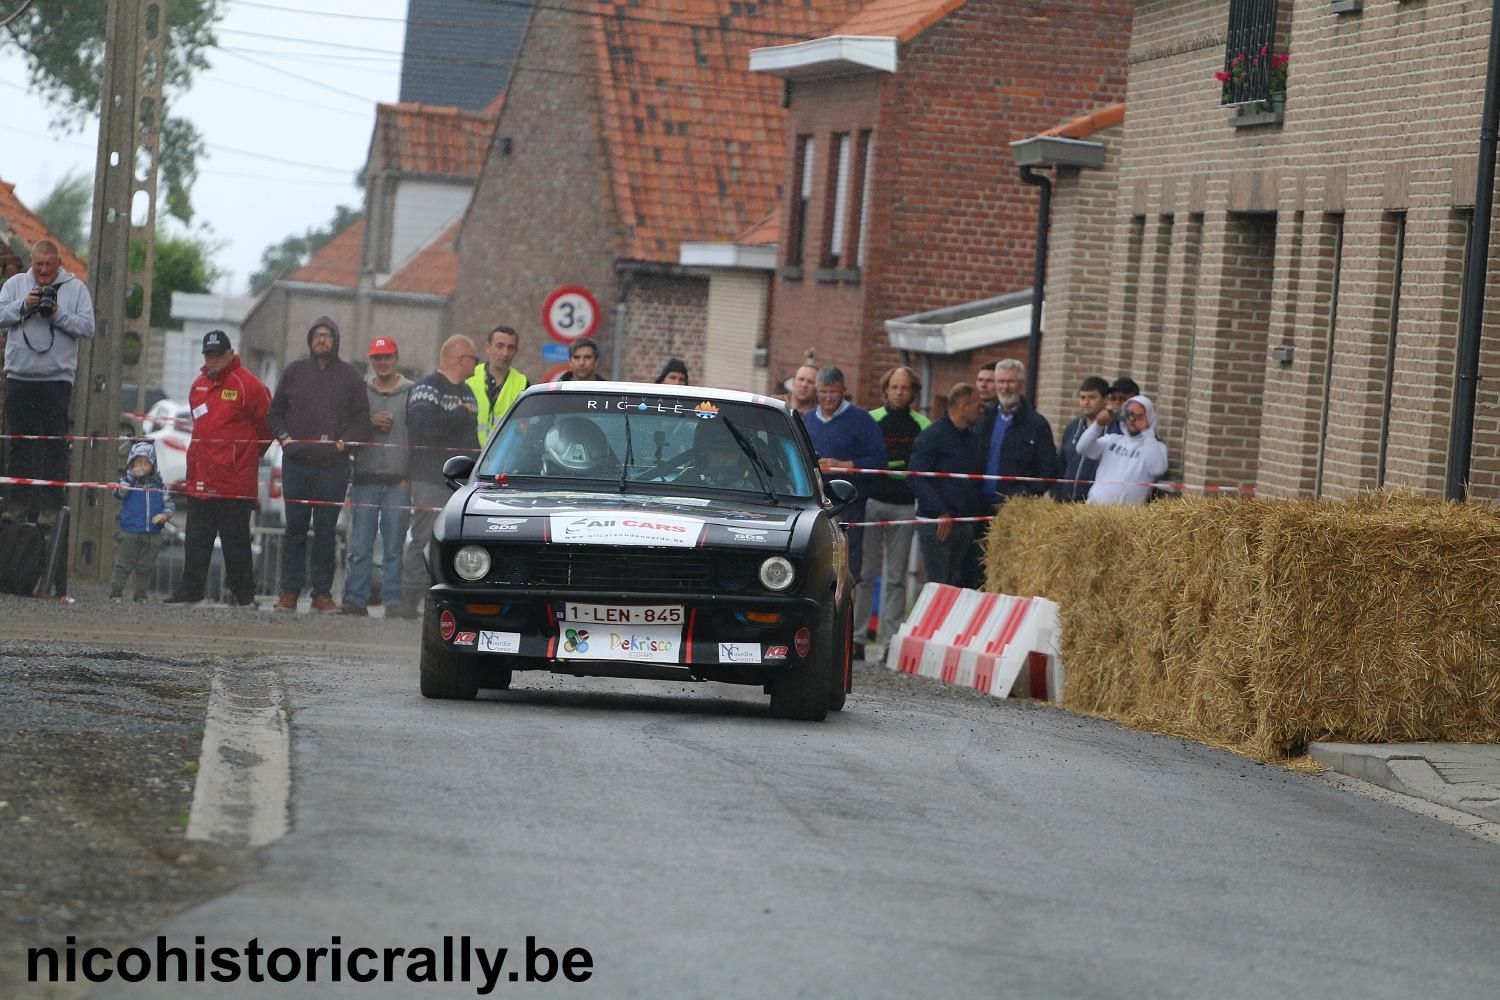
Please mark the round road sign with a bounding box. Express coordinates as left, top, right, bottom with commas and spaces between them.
542, 285, 601, 344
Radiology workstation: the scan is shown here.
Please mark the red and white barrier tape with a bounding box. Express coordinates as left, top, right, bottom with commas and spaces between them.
840, 466, 1254, 495
0, 476, 444, 513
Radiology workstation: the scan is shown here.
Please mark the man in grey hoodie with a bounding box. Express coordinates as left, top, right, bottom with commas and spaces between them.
266, 316, 370, 612
341, 336, 414, 615
0, 240, 95, 523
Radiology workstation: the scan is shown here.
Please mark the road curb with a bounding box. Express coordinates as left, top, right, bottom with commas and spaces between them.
1308, 742, 1500, 825
185, 666, 291, 848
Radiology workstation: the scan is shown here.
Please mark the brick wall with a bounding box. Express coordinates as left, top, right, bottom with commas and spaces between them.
1114, 0, 1500, 498
620, 273, 709, 384
446, 6, 620, 385
765, 0, 1132, 410
1036, 124, 1125, 434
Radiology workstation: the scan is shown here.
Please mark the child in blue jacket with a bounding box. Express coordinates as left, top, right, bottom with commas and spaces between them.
109, 441, 175, 602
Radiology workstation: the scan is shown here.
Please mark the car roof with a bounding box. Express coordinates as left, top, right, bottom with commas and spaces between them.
520, 380, 790, 413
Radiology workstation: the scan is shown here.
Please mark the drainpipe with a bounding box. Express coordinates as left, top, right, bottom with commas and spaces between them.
1446, 0, 1500, 501
1019, 165, 1052, 391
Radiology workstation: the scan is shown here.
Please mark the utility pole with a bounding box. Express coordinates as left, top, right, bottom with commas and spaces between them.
71, 0, 165, 580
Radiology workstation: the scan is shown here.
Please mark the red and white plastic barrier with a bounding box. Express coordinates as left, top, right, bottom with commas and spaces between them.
885, 583, 1064, 700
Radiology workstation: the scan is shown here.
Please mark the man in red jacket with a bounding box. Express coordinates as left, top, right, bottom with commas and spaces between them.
165, 330, 272, 606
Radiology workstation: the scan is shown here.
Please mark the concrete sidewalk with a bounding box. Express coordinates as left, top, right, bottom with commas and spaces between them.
1309, 742, 1500, 824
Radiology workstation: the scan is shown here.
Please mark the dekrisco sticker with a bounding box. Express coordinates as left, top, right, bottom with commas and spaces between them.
549, 511, 704, 547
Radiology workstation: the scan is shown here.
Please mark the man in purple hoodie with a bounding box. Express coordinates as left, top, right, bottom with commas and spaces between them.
267, 316, 370, 612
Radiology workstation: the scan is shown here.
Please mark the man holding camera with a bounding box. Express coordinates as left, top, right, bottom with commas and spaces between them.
0, 240, 95, 524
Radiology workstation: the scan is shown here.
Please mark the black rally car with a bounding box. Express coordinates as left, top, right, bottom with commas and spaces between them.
420, 381, 858, 721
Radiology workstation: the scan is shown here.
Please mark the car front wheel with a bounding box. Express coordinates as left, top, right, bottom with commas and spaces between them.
418, 596, 479, 700
828, 602, 852, 713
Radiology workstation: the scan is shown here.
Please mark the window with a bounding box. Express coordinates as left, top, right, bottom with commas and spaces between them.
849, 130, 874, 268
786, 135, 814, 268
1222, 0, 1280, 106
824, 133, 852, 268
1375, 212, 1406, 488
1313, 215, 1345, 498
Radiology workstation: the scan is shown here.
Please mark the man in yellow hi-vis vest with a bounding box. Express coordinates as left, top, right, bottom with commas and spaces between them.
465, 324, 531, 446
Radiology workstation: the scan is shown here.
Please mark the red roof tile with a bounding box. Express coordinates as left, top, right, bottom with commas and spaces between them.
835, 0, 972, 43
735, 207, 779, 247
585, 1, 867, 262
370, 101, 498, 179
0, 181, 88, 279
1040, 103, 1125, 139
289, 218, 364, 288
382, 221, 460, 295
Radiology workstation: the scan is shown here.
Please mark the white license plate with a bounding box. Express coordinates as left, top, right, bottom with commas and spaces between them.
560, 602, 685, 626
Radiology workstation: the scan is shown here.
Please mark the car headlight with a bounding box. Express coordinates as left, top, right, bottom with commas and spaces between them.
453, 544, 492, 582
759, 556, 795, 592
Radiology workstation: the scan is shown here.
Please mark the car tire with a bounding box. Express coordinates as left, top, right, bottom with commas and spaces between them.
418, 596, 479, 700
486, 664, 513, 691
769, 609, 833, 722
828, 602, 852, 713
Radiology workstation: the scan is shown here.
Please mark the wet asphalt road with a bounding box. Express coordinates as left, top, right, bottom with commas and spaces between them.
70, 636, 1500, 1000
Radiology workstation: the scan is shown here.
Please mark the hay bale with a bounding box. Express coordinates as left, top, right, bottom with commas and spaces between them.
1249, 496, 1500, 755
980, 492, 1500, 761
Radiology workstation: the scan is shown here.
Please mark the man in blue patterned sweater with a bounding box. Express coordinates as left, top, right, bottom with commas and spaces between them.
390, 335, 479, 619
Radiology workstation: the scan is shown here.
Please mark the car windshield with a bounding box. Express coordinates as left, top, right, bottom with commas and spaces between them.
479, 393, 815, 498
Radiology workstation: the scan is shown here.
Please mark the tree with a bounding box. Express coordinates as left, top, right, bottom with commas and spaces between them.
3, 1, 224, 224
249, 204, 360, 295
32, 170, 92, 254
128, 230, 223, 329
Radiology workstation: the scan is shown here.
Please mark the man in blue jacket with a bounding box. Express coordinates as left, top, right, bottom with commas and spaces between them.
1052, 376, 1111, 502
908, 384, 985, 587
801, 365, 886, 589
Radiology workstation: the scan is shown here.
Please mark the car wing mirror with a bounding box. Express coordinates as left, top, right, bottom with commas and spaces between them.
443, 454, 477, 491
824, 478, 858, 511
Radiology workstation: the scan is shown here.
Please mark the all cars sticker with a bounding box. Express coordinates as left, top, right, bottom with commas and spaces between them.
549, 511, 704, 547
717, 642, 760, 664
478, 631, 521, 654
765, 645, 789, 660
556, 623, 683, 663
453, 631, 477, 647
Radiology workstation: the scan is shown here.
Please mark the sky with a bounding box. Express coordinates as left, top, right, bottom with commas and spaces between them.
0, 0, 410, 295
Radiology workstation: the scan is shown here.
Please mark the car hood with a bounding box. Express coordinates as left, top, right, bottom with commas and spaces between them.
460, 487, 800, 550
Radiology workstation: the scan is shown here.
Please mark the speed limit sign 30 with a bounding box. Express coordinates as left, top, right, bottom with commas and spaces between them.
543, 285, 601, 344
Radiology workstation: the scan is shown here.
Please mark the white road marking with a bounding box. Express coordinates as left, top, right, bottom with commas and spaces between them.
186, 668, 290, 848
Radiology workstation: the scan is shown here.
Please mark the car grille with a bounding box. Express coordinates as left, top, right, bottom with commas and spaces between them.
492, 546, 766, 595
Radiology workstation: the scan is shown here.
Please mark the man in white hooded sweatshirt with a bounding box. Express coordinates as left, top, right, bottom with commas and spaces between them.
1076, 394, 1169, 505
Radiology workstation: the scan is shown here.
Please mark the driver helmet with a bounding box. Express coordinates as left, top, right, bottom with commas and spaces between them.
542, 416, 614, 474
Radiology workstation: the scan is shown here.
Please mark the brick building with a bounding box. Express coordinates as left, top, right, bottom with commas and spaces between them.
446, 1, 867, 387
240, 100, 495, 383
1095, 0, 1500, 499
749, 0, 1132, 409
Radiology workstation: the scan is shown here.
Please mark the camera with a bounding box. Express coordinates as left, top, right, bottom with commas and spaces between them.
35, 283, 59, 318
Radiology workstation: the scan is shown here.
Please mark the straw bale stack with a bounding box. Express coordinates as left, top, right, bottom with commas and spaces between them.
983, 493, 1500, 760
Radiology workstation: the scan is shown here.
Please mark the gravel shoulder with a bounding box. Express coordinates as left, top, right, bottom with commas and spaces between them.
0, 585, 418, 998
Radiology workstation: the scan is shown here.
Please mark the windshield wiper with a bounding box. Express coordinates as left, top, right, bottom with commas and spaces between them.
719, 413, 779, 506
619, 408, 634, 493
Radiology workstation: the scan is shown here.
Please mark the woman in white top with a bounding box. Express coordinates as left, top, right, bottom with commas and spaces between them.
1075, 394, 1169, 505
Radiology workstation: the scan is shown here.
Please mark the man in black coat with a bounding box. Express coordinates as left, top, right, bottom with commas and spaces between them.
977, 359, 1059, 507
908, 383, 985, 587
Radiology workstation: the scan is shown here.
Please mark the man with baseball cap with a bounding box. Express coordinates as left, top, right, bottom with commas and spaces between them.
165, 330, 272, 606
342, 336, 414, 615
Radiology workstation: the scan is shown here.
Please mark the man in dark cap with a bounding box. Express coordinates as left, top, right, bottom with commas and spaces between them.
165, 331, 272, 606
266, 316, 370, 613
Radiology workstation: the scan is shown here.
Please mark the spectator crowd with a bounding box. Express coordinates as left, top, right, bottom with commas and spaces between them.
1, 235, 1168, 646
